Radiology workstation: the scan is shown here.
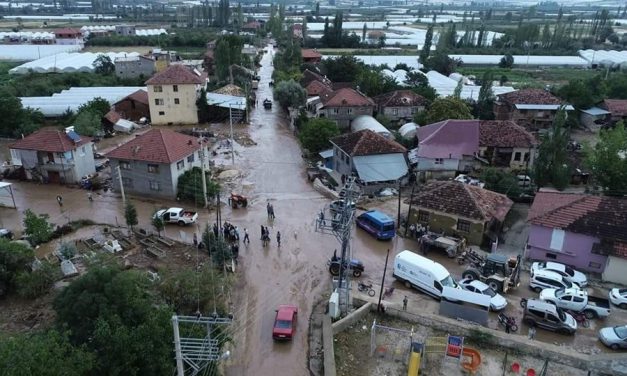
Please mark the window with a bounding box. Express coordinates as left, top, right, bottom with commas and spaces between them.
546, 253, 557, 259
456, 219, 471, 233
550, 229, 565, 251
153, 85, 163, 92
174, 98, 180, 105
392, 108, 398, 115
187, 154, 195, 163
332, 108, 339, 114
121, 177, 133, 188
513, 152, 522, 161
154, 98, 164, 106
177, 160, 185, 170
588, 261, 602, 269
528, 309, 544, 318
347, 108, 353, 114
120, 161, 131, 170
546, 314, 560, 323
418, 210, 430, 223
433, 281, 443, 292
173, 85, 179, 92
572, 296, 585, 303
131, 101, 136, 109
147, 164, 159, 173
434, 158, 444, 165
149, 180, 160, 191
158, 111, 165, 116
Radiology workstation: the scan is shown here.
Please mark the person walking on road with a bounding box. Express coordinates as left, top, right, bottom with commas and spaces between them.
266, 202, 271, 219
528, 326, 536, 340
56, 195, 63, 207
403, 296, 408, 311
269, 204, 275, 220
505, 319, 512, 334
87, 192, 93, 202
260, 225, 264, 240
243, 228, 250, 244
276, 231, 281, 247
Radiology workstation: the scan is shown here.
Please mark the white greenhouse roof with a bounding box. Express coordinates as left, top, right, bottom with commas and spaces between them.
351, 115, 391, 137
579, 49, 627, 66
324, 55, 423, 70
425, 70, 516, 100
515, 104, 575, 111
0, 31, 55, 40
9, 51, 141, 74
449, 54, 589, 67
399, 122, 418, 138
0, 44, 82, 61
353, 154, 408, 183
20, 86, 145, 117
205, 93, 246, 110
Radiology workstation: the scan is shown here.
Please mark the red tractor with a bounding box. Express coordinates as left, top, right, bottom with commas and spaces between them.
229, 193, 248, 208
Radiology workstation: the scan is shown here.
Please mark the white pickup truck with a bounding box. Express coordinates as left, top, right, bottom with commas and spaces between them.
539, 288, 611, 319
154, 207, 198, 226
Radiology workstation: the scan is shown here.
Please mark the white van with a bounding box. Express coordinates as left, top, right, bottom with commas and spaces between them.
393, 250, 460, 299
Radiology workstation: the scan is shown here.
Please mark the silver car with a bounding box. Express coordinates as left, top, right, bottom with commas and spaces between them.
599, 325, 627, 350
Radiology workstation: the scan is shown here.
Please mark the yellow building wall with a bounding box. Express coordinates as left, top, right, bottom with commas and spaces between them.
148, 83, 200, 125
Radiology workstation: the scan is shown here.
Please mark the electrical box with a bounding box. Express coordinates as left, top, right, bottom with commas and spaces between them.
328, 291, 340, 319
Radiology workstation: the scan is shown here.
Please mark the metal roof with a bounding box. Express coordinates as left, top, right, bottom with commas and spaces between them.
205, 93, 246, 110
353, 154, 408, 183
515, 104, 575, 111
581, 107, 611, 116
318, 149, 333, 159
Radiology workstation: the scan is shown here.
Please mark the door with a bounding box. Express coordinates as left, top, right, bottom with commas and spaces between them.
47, 171, 60, 184
163, 212, 170, 221
47, 152, 54, 163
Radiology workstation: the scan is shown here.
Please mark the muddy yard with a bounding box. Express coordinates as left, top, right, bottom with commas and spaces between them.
334, 311, 589, 376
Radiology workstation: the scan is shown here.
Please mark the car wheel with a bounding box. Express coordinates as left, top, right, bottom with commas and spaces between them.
178, 221, 185, 226
404, 281, 411, 289
583, 310, 596, 319
329, 265, 339, 276
353, 270, 362, 278
611, 344, 620, 350
619, 303, 627, 309
487, 279, 503, 293
462, 269, 479, 281
557, 328, 570, 335
533, 286, 542, 293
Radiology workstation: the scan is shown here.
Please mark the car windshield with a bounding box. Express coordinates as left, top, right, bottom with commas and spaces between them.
554, 289, 567, 298
275, 320, 292, 329
481, 286, 497, 297
556, 307, 567, 322
614, 326, 627, 339
564, 266, 575, 277
563, 280, 573, 288
441, 276, 457, 288
619, 289, 627, 295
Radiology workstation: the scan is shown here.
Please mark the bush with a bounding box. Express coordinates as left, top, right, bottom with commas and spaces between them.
58, 242, 77, 260
15, 262, 58, 299
0, 238, 34, 297
298, 118, 340, 153
177, 167, 220, 204
22, 209, 53, 245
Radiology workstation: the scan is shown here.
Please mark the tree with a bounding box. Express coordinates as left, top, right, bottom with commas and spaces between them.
420, 25, 434, 64
273, 79, 307, 109
424, 97, 473, 124
93, 55, 114, 75
533, 108, 571, 190
0, 238, 34, 297
0, 330, 95, 376
0, 87, 42, 137
475, 70, 495, 120
422, 51, 460, 76
481, 168, 521, 197
73, 110, 102, 136
558, 76, 606, 109
298, 118, 340, 153
355, 69, 399, 97
77, 97, 111, 117
15, 261, 58, 299
124, 201, 138, 232
362, 23, 367, 43
585, 122, 627, 195
176, 167, 220, 204
22, 209, 53, 245
498, 53, 514, 68
210, 235, 232, 269
405, 70, 428, 87
322, 55, 362, 82
151, 210, 165, 237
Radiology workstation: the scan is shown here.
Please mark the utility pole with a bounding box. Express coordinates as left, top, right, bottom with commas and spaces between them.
199, 137, 208, 208
229, 104, 235, 165
377, 249, 390, 312
116, 165, 126, 203
404, 180, 417, 237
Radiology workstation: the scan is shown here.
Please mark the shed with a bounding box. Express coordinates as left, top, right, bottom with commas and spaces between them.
351, 115, 392, 139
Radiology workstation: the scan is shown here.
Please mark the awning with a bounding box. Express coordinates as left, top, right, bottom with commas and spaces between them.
515, 104, 575, 111
319, 149, 333, 159
353, 154, 408, 183
205, 93, 246, 110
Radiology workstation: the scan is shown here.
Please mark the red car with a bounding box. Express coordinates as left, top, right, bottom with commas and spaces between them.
272, 305, 298, 341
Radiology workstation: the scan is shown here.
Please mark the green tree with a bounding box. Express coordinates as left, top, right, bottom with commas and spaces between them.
176, 167, 220, 204
422, 51, 460, 76
298, 118, 340, 153
355, 69, 399, 97
533, 108, 571, 190
93, 55, 114, 75
15, 261, 58, 299
420, 25, 434, 64
498, 53, 514, 68
558, 76, 606, 109
124, 201, 138, 232
475, 70, 495, 120
585, 122, 627, 195
273, 79, 307, 109
0, 330, 95, 376
322, 55, 362, 82
77, 97, 111, 117
0, 238, 34, 297
211, 235, 232, 269
0, 87, 43, 137
424, 97, 473, 124
22, 209, 53, 245
151, 210, 165, 237
481, 167, 521, 197
213, 35, 244, 82
73, 110, 102, 136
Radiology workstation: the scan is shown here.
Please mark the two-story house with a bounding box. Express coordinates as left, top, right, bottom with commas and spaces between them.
115, 55, 155, 79
330, 129, 407, 194
478, 120, 537, 170
113, 89, 150, 122
526, 191, 627, 283
54, 28, 83, 45
494, 88, 574, 130
302, 49, 322, 64
145, 64, 205, 125
415, 119, 480, 179
9, 128, 95, 184
106, 129, 208, 199
319, 88, 375, 130
373, 90, 427, 124
407, 180, 513, 246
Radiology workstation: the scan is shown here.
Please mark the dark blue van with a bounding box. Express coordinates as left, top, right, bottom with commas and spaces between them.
356, 210, 395, 240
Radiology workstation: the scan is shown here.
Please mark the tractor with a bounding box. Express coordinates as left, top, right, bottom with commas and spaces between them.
461, 254, 521, 294
229, 193, 248, 208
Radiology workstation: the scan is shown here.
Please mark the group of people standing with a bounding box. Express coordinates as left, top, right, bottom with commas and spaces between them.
266, 202, 275, 220
260, 225, 280, 247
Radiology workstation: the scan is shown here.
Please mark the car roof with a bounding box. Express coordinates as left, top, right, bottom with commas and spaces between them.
396, 250, 451, 280
362, 210, 394, 223
276, 305, 297, 320
534, 269, 564, 280
487, 254, 508, 263
544, 262, 567, 271
527, 299, 558, 312
462, 279, 488, 289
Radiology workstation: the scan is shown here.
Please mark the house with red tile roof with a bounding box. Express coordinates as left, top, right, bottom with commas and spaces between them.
106, 129, 207, 198
305, 79, 333, 97
319, 88, 375, 129
478, 120, 538, 169
526, 191, 627, 282
494, 88, 574, 130
330, 129, 408, 193
599, 99, 627, 125
145, 64, 205, 125
406, 180, 513, 246
301, 49, 322, 63
372, 90, 427, 124
9, 128, 95, 184
54, 28, 83, 45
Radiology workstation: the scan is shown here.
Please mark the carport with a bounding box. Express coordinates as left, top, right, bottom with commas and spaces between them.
0, 182, 16, 209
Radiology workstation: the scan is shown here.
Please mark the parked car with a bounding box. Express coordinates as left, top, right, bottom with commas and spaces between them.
153, 207, 198, 225
0, 228, 13, 240
356, 210, 395, 240
529, 269, 580, 293
272, 305, 298, 341
609, 288, 627, 309
531, 261, 587, 287
522, 299, 577, 335
393, 250, 460, 300
459, 279, 508, 311
599, 325, 627, 350
539, 287, 611, 319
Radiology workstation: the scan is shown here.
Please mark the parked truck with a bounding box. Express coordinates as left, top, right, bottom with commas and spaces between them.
154, 207, 198, 226
539, 287, 611, 319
